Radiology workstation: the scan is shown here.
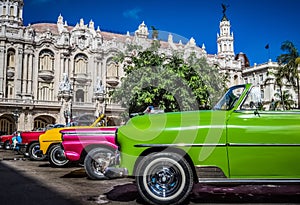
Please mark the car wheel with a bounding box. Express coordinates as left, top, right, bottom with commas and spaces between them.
84, 147, 114, 180
135, 152, 194, 205
48, 144, 69, 167
28, 142, 47, 161
4, 141, 11, 150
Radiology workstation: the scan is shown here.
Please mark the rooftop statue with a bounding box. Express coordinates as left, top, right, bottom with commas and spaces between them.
222, 3, 227, 15
221, 3, 229, 21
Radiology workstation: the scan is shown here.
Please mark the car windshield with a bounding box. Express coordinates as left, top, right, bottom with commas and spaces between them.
213, 85, 245, 110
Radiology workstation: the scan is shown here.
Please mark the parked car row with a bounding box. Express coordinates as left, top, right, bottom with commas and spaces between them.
1, 113, 120, 181
1, 84, 300, 205
0, 130, 45, 157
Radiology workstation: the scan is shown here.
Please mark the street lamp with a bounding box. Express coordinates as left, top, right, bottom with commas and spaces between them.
12, 109, 20, 131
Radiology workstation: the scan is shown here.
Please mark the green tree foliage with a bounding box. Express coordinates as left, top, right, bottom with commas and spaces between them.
112, 48, 226, 117
277, 40, 300, 108
185, 53, 227, 106
265, 67, 287, 109
273, 90, 294, 110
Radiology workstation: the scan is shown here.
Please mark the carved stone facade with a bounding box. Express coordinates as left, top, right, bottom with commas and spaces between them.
242, 60, 299, 109
0, 0, 243, 134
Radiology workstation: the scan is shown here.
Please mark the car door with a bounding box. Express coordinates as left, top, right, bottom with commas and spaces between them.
226, 86, 300, 179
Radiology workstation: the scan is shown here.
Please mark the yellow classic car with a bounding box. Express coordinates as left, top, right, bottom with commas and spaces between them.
39, 114, 106, 167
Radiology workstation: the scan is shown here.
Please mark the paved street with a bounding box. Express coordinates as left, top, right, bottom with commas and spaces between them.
1, 148, 300, 205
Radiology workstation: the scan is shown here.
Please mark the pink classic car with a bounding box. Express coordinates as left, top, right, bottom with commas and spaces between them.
60, 127, 119, 180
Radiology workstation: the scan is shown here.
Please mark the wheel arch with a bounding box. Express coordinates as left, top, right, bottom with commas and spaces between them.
4, 140, 11, 149
80, 144, 116, 164
133, 147, 198, 183
46, 142, 60, 155
27, 141, 39, 152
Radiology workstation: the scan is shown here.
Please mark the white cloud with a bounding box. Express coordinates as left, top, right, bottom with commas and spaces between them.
123, 8, 142, 20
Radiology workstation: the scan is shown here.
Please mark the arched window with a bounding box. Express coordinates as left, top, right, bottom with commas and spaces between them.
9, 6, 14, 16
39, 49, 54, 71
76, 89, 84, 102
0, 118, 14, 135
74, 54, 88, 74
106, 60, 118, 77
3, 6, 7, 15
7, 49, 15, 68
224, 43, 227, 51
34, 119, 48, 130
33, 116, 55, 130
37, 82, 53, 101
17, 7, 20, 18
5, 81, 14, 98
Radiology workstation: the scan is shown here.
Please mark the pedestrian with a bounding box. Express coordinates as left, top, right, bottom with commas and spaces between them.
12, 131, 22, 150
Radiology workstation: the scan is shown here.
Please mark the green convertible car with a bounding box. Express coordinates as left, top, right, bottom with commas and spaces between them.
113, 83, 300, 205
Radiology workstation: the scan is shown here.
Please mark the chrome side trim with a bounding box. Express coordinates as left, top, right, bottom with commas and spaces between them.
41, 140, 61, 143
135, 143, 300, 148
134, 143, 226, 148
228, 143, 300, 147
61, 132, 115, 136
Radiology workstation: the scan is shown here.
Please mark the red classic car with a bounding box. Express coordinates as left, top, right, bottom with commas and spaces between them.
0, 134, 13, 149
60, 127, 118, 179
17, 124, 65, 160
16, 130, 46, 160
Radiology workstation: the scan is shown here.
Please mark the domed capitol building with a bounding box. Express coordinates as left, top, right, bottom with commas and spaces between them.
0, 0, 287, 134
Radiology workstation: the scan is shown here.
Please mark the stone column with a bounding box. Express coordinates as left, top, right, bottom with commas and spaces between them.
22, 52, 28, 94
65, 57, 69, 75
27, 53, 33, 95
26, 112, 34, 131
0, 45, 5, 97
32, 53, 38, 100
15, 47, 23, 97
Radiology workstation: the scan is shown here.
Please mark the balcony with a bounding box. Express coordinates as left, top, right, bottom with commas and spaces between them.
106, 76, 119, 87
74, 73, 89, 84
38, 70, 54, 81
6, 66, 15, 79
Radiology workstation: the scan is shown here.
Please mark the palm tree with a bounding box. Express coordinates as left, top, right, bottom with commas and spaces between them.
276, 41, 300, 108
264, 66, 286, 109
274, 90, 295, 110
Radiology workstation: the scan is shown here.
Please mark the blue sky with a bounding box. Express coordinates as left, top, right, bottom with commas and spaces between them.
23, 0, 300, 66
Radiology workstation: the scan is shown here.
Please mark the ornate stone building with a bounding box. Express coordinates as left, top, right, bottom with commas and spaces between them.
0, 0, 243, 134
242, 60, 299, 109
